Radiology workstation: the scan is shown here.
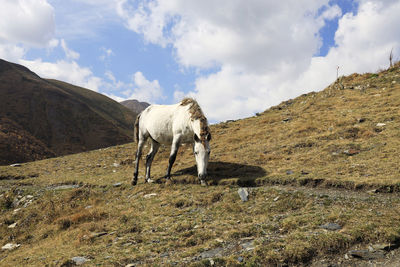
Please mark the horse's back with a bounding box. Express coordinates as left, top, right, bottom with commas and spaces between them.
139, 103, 191, 144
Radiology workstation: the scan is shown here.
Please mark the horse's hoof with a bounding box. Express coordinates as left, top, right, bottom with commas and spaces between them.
146, 178, 154, 183
131, 180, 137, 186
200, 180, 207, 186
165, 178, 173, 185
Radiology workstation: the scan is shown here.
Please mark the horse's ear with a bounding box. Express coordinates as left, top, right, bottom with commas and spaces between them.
206, 133, 211, 141
194, 134, 200, 143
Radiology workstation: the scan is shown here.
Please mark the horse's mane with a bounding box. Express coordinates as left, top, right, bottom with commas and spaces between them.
180, 98, 210, 141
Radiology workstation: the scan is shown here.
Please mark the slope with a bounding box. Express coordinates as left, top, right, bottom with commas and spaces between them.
1, 63, 400, 266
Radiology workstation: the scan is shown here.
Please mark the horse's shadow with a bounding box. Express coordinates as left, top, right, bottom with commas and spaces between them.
171, 161, 267, 187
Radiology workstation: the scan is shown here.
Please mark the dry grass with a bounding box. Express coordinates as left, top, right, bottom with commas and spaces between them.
1, 63, 400, 265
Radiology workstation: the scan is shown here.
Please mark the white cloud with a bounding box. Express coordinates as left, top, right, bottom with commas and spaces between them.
118, 0, 400, 122
61, 39, 80, 60
0, 0, 55, 47
20, 58, 103, 91
125, 71, 164, 103
0, 42, 26, 62
99, 47, 114, 61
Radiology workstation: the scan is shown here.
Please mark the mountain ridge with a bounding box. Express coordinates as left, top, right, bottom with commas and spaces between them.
0, 59, 137, 165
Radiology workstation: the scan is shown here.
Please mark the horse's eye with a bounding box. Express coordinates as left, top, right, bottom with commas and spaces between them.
207, 151, 210, 155
194, 151, 198, 155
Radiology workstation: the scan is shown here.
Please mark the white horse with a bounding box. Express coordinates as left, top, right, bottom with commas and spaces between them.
132, 98, 211, 186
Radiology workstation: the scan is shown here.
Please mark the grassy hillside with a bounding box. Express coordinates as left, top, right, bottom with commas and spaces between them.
0, 59, 136, 165
1, 63, 400, 266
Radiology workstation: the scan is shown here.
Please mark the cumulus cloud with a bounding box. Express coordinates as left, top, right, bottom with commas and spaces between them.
20, 58, 103, 91
123, 71, 164, 103
0, 0, 55, 47
119, 0, 400, 121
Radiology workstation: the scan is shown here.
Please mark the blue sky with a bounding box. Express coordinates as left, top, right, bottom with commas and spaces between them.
1, 0, 400, 122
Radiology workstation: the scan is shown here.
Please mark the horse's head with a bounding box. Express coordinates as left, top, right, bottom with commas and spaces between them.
193, 132, 211, 185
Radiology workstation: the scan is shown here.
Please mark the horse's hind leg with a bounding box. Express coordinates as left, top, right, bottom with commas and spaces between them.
132, 135, 147, 186
145, 139, 160, 183
165, 135, 181, 180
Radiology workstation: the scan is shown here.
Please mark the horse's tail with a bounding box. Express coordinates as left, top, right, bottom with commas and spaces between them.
134, 113, 141, 143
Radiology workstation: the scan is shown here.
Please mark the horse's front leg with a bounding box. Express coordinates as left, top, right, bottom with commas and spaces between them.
166, 135, 181, 180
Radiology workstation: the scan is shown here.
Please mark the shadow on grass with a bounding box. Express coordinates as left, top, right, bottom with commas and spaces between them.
172, 161, 267, 187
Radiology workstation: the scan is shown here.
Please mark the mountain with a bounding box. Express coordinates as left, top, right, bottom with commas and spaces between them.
120, 99, 150, 114
0, 59, 136, 165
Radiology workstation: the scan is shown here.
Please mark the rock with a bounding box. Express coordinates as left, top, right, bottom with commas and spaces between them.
200, 247, 224, 259
237, 256, 244, 263
241, 240, 255, 251
286, 170, 294, 175
113, 182, 122, 187
273, 196, 280, 202
13, 208, 21, 214
71, 256, 89, 265
113, 163, 120, 167
301, 170, 310, 175
89, 232, 108, 238
372, 243, 394, 251
9, 163, 22, 167
144, 193, 157, 199
376, 123, 386, 127
50, 184, 80, 190
2, 243, 21, 250
348, 249, 385, 260
8, 222, 17, 228
125, 264, 135, 267
238, 188, 249, 202
343, 149, 360, 156
357, 118, 366, 123
282, 117, 291, 122
320, 222, 342, 231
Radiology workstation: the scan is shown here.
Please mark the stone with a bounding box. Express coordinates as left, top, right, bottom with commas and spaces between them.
9, 163, 21, 167
113, 163, 120, 167
144, 193, 157, 199
343, 149, 360, 156
237, 256, 244, 263
2, 243, 21, 250
241, 240, 255, 251
286, 170, 294, 175
273, 196, 280, 202
348, 249, 385, 260
71, 256, 89, 265
8, 222, 17, 228
113, 182, 122, 187
89, 232, 108, 238
200, 247, 224, 259
320, 222, 342, 231
238, 188, 249, 202
376, 123, 386, 127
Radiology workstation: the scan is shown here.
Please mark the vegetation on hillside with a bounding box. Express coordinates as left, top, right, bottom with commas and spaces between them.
0, 59, 136, 165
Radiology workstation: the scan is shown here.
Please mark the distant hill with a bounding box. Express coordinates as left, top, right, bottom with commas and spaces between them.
0, 59, 137, 165
120, 99, 150, 114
